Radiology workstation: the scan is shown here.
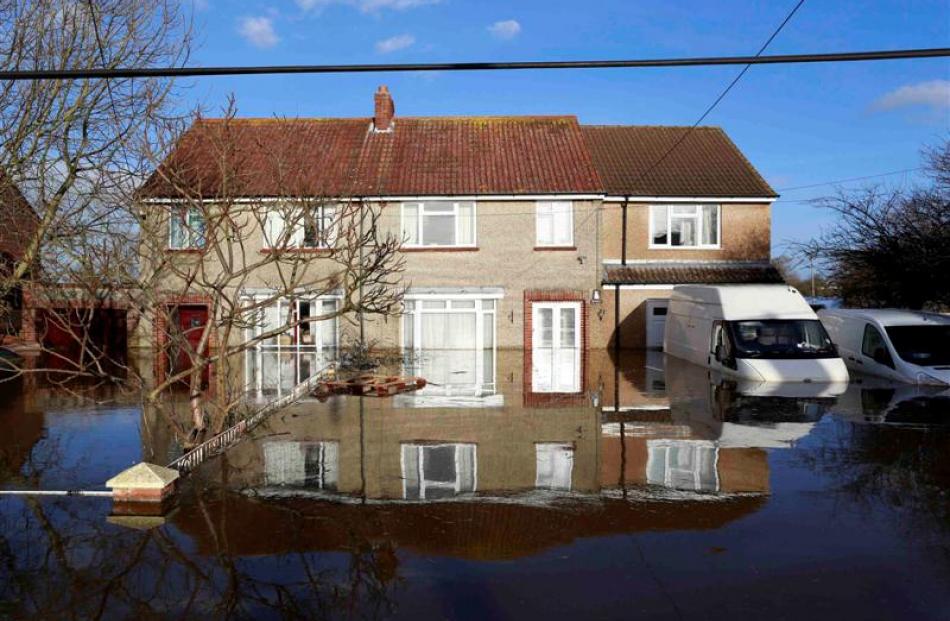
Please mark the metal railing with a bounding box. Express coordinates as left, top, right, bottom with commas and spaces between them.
167, 362, 337, 473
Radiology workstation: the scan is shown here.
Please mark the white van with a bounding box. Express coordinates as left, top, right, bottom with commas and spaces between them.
817, 309, 950, 385
664, 285, 849, 383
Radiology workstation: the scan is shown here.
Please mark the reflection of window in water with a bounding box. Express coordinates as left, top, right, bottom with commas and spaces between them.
403, 296, 497, 397
245, 296, 339, 396
646, 440, 719, 492
401, 443, 477, 500
535, 443, 574, 491
263, 441, 339, 490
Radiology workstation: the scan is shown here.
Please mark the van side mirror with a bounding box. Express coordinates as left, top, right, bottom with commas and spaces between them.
714, 344, 723, 362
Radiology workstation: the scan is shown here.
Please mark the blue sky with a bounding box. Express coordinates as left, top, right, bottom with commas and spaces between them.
185, 0, 949, 255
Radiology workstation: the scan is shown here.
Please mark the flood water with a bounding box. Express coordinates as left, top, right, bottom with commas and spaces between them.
1, 351, 949, 620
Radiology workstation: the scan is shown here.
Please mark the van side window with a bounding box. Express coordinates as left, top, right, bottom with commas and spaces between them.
861, 324, 894, 369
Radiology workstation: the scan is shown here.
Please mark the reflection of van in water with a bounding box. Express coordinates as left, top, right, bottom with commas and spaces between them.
664, 285, 849, 383
818, 309, 950, 386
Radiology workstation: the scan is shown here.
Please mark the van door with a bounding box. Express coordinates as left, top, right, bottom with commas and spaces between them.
709, 320, 735, 373
861, 323, 899, 380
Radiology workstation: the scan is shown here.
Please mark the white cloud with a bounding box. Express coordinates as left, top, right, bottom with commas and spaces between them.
488, 19, 521, 40
237, 16, 279, 48
375, 34, 415, 54
872, 80, 950, 112
297, 0, 439, 13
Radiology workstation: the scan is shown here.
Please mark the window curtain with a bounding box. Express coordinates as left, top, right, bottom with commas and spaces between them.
264, 442, 306, 486
651, 205, 669, 244
455, 444, 476, 492
457, 202, 474, 245
701, 205, 718, 245
169, 212, 187, 248
402, 204, 419, 244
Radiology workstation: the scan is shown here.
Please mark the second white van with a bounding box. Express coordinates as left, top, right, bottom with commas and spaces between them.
664, 285, 849, 383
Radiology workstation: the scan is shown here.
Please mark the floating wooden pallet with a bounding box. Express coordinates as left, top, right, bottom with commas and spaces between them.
313, 374, 427, 399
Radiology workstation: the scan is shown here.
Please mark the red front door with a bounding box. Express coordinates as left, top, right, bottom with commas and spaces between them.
169, 304, 209, 386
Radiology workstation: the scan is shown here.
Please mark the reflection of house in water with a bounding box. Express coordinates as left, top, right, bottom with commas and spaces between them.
172, 350, 854, 561
0, 380, 45, 481
210, 349, 831, 503
594, 350, 829, 495
219, 351, 601, 499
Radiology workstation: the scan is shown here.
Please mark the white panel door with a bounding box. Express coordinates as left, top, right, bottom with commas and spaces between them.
645, 299, 669, 349
532, 302, 581, 393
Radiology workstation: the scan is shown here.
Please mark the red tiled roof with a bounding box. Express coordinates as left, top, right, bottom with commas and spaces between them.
603, 261, 784, 285
139, 116, 603, 198
582, 126, 777, 198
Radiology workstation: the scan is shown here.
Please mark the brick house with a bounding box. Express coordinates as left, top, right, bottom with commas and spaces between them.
0, 172, 38, 342
137, 86, 780, 397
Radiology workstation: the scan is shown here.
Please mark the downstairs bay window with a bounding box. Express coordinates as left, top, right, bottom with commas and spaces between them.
650, 204, 720, 248
245, 295, 339, 397
401, 201, 476, 248
263, 441, 339, 490
401, 443, 477, 500
402, 293, 498, 397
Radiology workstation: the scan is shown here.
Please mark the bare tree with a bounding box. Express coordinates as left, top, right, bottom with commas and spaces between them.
127, 104, 405, 442
793, 140, 950, 309
0, 0, 191, 380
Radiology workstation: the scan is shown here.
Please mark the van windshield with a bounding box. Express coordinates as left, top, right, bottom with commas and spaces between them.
885, 325, 950, 366
727, 320, 838, 359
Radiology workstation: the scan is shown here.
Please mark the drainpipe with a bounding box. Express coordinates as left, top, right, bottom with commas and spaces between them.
613, 283, 621, 351
621, 196, 629, 266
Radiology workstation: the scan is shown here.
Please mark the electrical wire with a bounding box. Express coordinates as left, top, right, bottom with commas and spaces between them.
622, 0, 807, 193
0, 48, 947, 81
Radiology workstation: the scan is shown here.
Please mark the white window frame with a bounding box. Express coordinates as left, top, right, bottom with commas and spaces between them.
243, 294, 340, 397
535, 442, 575, 491
263, 440, 339, 490
168, 206, 205, 249
648, 204, 721, 249
646, 439, 720, 492
400, 201, 477, 248
401, 293, 498, 397
531, 301, 582, 393
263, 203, 338, 250
400, 442, 478, 500
535, 200, 574, 247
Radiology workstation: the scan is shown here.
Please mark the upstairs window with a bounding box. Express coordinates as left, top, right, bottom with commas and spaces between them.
536, 201, 573, 247
169, 206, 206, 249
263, 203, 337, 249
650, 204, 719, 248
401, 201, 476, 247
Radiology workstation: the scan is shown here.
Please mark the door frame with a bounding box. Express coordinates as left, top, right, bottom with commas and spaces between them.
523, 290, 588, 403
531, 301, 582, 393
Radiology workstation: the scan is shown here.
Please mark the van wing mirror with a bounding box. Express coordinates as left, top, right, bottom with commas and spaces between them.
714, 343, 723, 362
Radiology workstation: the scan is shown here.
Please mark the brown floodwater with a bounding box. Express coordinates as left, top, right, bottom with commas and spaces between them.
1, 350, 948, 620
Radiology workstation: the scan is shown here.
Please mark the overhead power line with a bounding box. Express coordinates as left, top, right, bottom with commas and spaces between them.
626, 0, 806, 192
777, 167, 923, 192
0, 47, 947, 81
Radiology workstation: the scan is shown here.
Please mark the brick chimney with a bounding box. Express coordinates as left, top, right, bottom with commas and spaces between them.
373, 85, 395, 132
